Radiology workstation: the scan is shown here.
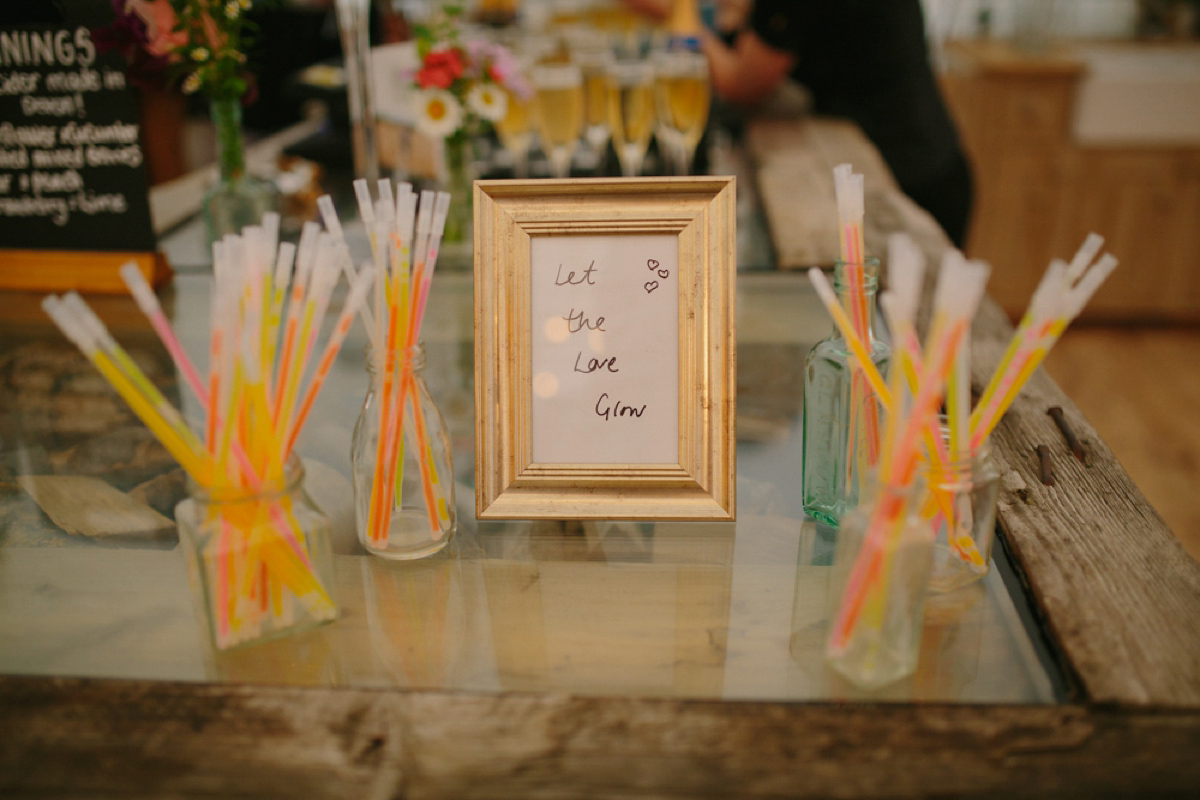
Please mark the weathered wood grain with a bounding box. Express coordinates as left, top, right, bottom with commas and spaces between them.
2, 677, 1200, 799
973, 300, 1200, 706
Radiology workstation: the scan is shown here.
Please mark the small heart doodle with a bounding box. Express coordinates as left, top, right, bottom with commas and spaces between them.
647, 259, 660, 271
644, 281, 659, 294
657, 269, 669, 279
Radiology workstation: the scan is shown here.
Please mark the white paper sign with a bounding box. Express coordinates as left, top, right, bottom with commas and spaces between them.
530, 234, 679, 465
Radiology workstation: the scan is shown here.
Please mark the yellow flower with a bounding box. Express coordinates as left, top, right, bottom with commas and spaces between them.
192, 47, 209, 61
411, 88, 463, 139
467, 83, 507, 123
182, 71, 202, 95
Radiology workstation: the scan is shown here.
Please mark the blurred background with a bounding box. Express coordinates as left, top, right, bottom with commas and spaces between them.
143, 0, 1199, 552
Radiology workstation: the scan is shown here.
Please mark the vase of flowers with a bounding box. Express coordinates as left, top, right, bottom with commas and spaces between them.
408, 6, 529, 245
104, 0, 277, 243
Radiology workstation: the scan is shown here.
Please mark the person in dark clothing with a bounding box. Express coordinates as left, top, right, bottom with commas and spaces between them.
701, 0, 973, 247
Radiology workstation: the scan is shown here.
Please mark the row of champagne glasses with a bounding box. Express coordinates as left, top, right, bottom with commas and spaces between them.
492, 49, 711, 179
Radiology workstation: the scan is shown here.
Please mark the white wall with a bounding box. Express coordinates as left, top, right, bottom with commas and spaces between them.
922, 0, 1140, 41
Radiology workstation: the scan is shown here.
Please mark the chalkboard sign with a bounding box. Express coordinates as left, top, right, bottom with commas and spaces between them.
0, 0, 161, 290
475, 177, 737, 520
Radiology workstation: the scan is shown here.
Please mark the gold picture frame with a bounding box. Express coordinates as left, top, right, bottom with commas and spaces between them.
474, 177, 736, 520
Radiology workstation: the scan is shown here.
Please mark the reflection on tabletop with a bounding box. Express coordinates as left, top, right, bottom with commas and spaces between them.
0, 272, 1054, 704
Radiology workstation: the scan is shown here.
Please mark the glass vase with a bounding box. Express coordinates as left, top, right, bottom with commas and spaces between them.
920, 433, 1001, 593
352, 344, 457, 560
175, 456, 338, 651
439, 135, 474, 246
826, 480, 933, 690
801, 258, 890, 527
202, 97, 278, 243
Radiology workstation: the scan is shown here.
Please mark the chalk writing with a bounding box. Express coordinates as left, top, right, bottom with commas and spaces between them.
0, 15, 154, 251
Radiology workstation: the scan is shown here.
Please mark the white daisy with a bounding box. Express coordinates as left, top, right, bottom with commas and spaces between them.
182, 71, 202, 95
466, 82, 507, 123
412, 89, 463, 139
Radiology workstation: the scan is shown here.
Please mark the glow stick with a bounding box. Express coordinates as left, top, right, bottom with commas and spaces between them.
263, 241, 297, 393
44, 296, 212, 483
320, 192, 378, 343
413, 192, 451, 332
273, 223, 319, 418
971, 251, 1116, 445
120, 262, 207, 404
261, 211, 280, 268
974, 259, 1066, 418
807, 269, 891, 410
276, 234, 335, 444
352, 179, 379, 265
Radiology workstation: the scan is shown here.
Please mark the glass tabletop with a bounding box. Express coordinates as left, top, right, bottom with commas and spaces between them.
0, 266, 1057, 703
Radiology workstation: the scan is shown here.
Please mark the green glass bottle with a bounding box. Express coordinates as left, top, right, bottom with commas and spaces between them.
801, 258, 890, 527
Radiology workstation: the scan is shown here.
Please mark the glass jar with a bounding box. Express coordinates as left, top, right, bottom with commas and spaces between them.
175, 456, 338, 651
202, 97, 278, 244
920, 435, 1001, 593
352, 344, 457, 560
826, 480, 933, 690
802, 258, 891, 527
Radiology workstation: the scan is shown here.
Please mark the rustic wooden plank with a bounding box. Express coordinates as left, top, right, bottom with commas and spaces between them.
972, 300, 1200, 706
746, 117, 897, 269
3, 678, 1200, 798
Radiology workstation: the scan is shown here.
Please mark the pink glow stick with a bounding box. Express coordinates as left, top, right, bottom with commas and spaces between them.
120, 262, 207, 405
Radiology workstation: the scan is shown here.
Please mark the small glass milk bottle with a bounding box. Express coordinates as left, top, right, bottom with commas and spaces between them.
352, 344, 457, 560
802, 258, 890, 527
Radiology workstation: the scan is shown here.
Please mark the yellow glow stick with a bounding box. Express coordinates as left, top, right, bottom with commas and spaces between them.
807, 269, 891, 411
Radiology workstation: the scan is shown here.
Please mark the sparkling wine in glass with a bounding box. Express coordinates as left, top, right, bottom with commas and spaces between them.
532, 64, 584, 179
495, 86, 534, 178
579, 50, 613, 163
606, 61, 656, 177
654, 51, 711, 175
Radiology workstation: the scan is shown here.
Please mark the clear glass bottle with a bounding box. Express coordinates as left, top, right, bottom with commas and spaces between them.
352, 344, 457, 560
802, 258, 890, 526
920, 432, 1001, 593
175, 456, 338, 651
202, 97, 279, 244
826, 480, 933, 690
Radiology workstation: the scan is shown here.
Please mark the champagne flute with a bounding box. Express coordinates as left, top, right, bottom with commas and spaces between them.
578, 49, 613, 164
606, 60, 656, 177
532, 63, 584, 179
654, 50, 711, 175
494, 86, 535, 178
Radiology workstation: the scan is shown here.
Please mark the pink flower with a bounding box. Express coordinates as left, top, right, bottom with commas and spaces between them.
464, 39, 531, 100
125, 0, 186, 59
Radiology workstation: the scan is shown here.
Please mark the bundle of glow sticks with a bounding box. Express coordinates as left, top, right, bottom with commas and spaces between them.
42, 212, 376, 649
325, 179, 453, 549
833, 164, 883, 477
969, 233, 1118, 450
812, 230, 1117, 656
819, 249, 991, 659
